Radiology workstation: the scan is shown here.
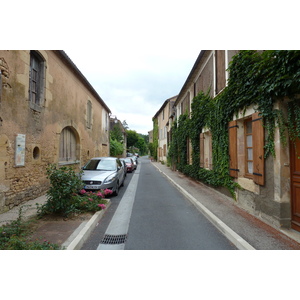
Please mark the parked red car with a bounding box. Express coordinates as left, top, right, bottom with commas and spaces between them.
121, 157, 136, 172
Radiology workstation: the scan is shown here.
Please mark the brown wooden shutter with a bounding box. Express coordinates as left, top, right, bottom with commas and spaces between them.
228, 120, 238, 177
252, 112, 265, 185
209, 132, 213, 170
200, 133, 204, 168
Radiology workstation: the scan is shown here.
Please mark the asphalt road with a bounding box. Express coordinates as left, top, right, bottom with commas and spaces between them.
81, 156, 237, 250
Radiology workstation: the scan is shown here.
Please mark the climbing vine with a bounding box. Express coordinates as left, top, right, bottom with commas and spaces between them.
149, 118, 159, 161
168, 50, 300, 197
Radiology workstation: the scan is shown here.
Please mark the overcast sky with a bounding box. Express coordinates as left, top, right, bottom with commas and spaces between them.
65, 48, 200, 135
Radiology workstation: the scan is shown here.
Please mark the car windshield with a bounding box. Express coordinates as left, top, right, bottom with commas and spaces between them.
83, 159, 116, 171
124, 158, 132, 163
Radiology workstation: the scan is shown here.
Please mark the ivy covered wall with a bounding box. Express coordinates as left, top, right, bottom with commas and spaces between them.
168, 50, 300, 197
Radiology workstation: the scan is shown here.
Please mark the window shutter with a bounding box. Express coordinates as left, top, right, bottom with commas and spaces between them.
209, 131, 213, 170
228, 120, 238, 177
200, 133, 204, 168
252, 112, 265, 185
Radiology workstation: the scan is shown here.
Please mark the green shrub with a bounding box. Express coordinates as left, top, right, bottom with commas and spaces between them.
37, 164, 84, 217
37, 164, 111, 217
110, 138, 124, 156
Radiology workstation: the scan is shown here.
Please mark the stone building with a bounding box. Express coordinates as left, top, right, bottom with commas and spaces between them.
153, 96, 177, 163
0, 50, 111, 213
170, 50, 300, 233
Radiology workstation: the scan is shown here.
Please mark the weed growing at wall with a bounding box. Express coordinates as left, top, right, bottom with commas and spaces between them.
168, 50, 300, 197
0, 207, 60, 250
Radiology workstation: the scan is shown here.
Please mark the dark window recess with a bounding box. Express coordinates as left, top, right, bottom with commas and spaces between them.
29, 51, 45, 111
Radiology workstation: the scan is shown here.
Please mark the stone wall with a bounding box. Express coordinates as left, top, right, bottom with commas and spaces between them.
0, 50, 110, 213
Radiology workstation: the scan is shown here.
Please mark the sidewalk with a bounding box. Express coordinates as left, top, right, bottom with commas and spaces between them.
151, 161, 300, 250
0, 194, 110, 250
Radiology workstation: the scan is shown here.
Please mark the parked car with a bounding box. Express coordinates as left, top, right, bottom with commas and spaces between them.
119, 158, 127, 177
121, 157, 136, 172
131, 155, 138, 165
81, 157, 125, 195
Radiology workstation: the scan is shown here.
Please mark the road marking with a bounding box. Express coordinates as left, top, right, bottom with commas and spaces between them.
97, 166, 140, 250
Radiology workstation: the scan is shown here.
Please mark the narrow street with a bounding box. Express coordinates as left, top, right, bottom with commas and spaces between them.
81, 157, 237, 250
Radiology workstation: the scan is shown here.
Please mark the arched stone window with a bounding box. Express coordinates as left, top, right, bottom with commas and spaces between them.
59, 126, 79, 164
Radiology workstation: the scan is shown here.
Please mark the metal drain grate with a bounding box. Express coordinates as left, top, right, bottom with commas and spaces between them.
100, 234, 127, 244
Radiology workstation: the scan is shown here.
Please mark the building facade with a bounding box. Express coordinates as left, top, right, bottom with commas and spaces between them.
0, 50, 111, 213
153, 96, 176, 163
170, 50, 300, 232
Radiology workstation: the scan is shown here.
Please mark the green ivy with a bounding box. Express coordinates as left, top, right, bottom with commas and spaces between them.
168, 50, 300, 197
151, 118, 159, 161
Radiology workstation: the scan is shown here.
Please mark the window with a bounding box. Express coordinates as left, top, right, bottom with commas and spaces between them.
29, 51, 45, 111
228, 112, 265, 185
59, 127, 79, 164
200, 131, 212, 169
245, 118, 253, 176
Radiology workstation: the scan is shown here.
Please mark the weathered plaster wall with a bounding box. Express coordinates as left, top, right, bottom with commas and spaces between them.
0, 50, 110, 213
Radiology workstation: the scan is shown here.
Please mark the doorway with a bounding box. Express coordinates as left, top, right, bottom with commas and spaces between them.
290, 138, 300, 231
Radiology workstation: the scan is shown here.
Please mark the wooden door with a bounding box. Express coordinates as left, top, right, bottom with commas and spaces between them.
290, 138, 300, 231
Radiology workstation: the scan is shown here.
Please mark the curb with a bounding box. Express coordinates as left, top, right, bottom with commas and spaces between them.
152, 163, 255, 250
63, 200, 111, 250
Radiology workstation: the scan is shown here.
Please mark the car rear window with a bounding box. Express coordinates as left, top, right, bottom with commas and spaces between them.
83, 159, 116, 171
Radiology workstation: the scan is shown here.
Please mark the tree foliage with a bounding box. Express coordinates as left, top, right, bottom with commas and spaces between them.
126, 130, 139, 148
110, 123, 124, 142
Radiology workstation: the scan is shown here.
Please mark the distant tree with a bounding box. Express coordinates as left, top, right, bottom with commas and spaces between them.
139, 133, 149, 144
126, 130, 139, 148
122, 120, 129, 130
136, 136, 147, 155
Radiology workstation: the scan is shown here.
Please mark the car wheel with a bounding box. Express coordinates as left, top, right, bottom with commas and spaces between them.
114, 182, 119, 196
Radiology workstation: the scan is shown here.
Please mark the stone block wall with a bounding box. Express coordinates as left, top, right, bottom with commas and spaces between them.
0, 50, 111, 213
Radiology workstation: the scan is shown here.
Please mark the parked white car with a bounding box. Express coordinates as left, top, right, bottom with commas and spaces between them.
81, 157, 125, 196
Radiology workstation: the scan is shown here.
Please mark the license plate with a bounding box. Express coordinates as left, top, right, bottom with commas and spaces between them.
84, 185, 101, 190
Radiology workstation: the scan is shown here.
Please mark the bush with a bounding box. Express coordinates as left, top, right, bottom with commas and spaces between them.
37, 164, 111, 217
37, 164, 84, 217
110, 138, 124, 156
